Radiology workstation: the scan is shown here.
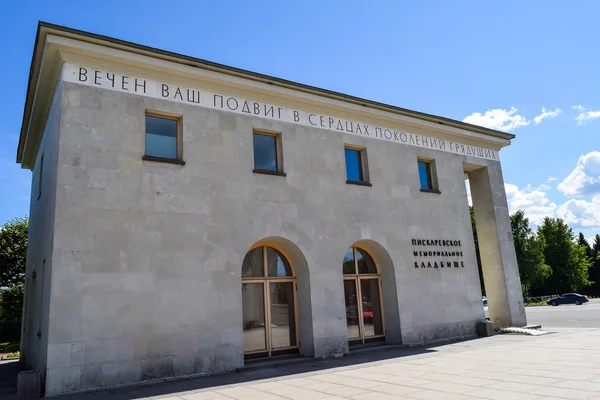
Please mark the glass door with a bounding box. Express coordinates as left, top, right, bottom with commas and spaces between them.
242, 246, 299, 360
242, 283, 267, 353
342, 247, 385, 346
269, 282, 297, 350
360, 278, 384, 339
344, 279, 361, 340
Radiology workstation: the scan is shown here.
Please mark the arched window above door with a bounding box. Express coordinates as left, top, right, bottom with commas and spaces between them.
242, 246, 293, 278
343, 247, 378, 275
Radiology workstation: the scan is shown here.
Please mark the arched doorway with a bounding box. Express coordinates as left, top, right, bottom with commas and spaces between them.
242, 245, 299, 360
343, 246, 385, 346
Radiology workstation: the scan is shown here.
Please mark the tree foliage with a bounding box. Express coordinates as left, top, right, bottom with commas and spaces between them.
510, 210, 551, 296
0, 217, 28, 320
0, 217, 28, 288
469, 208, 597, 298
0, 285, 24, 319
536, 217, 592, 294
587, 235, 600, 296
577, 232, 594, 259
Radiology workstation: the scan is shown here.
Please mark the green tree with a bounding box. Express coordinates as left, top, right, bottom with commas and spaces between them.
0, 217, 28, 287
537, 217, 592, 294
577, 232, 594, 259
0, 217, 28, 319
587, 235, 600, 296
510, 210, 551, 297
0, 285, 24, 319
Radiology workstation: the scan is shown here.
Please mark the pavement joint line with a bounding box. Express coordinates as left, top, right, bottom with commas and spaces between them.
22, 314, 600, 399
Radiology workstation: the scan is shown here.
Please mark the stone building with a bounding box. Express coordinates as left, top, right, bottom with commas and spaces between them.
17, 22, 526, 396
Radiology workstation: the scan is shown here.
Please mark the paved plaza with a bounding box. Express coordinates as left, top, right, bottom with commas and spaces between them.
50, 326, 600, 400
3, 303, 600, 399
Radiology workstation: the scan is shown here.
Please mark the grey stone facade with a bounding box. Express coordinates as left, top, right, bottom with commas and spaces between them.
21, 80, 63, 388
18, 23, 526, 396
38, 82, 487, 394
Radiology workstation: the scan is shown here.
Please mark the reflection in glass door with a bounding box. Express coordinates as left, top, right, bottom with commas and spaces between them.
360, 279, 384, 338
344, 280, 361, 340
342, 247, 385, 346
270, 282, 296, 349
242, 246, 298, 360
242, 283, 266, 353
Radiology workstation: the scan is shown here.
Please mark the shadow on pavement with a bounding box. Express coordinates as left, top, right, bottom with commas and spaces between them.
62, 344, 444, 399
0, 359, 20, 399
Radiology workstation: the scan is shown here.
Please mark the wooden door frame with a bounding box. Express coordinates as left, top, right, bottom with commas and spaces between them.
242, 245, 300, 358
344, 246, 387, 345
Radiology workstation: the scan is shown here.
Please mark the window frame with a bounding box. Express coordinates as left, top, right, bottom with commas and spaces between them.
417, 158, 440, 194
344, 145, 371, 187
252, 130, 285, 176
142, 111, 185, 165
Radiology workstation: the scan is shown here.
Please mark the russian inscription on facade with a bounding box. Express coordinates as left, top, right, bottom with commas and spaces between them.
64, 65, 499, 161
411, 238, 465, 269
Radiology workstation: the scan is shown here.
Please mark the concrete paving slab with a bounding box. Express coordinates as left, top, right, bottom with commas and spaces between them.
29, 328, 600, 399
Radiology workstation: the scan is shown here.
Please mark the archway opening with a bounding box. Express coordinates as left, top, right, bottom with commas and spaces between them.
241, 237, 313, 360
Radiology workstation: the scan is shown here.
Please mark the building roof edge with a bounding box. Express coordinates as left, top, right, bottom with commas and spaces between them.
17, 21, 515, 164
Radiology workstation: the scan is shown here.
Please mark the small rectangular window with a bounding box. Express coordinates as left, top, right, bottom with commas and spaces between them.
144, 113, 184, 164
345, 148, 363, 181
253, 131, 284, 176
418, 159, 438, 193
345, 146, 371, 186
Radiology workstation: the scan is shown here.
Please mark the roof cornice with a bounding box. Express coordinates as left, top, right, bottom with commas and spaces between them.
18, 21, 515, 167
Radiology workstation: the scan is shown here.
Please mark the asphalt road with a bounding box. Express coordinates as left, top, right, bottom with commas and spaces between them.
526, 298, 600, 328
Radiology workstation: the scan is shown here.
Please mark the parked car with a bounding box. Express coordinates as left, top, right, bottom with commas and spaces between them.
547, 293, 589, 306
483, 297, 489, 320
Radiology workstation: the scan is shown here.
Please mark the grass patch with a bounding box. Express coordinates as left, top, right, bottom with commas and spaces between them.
0, 341, 20, 352
4, 352, 19, 359
525, 301, 546, 307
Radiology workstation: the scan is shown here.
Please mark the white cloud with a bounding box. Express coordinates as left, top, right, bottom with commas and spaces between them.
576, 111, 600, 125
557, 151, 600, 197
505, 183, 557, 225
499, 161, 600, 229
573, 105, 600, 125
546, 176, 558, 183
463, 107, 529, 132
533, 108, 561, 125
557, 195, 600, 228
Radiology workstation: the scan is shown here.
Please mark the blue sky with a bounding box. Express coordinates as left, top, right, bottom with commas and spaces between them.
1, 1, 599, 240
